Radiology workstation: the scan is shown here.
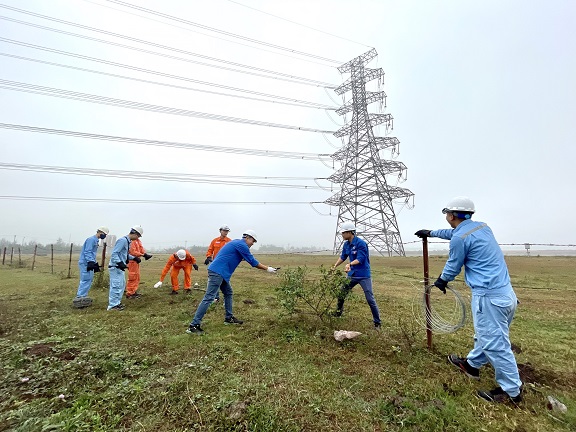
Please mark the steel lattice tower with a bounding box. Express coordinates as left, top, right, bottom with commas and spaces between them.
325, 49, 414, 257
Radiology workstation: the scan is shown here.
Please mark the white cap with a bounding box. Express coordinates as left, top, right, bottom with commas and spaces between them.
176, 249, 186, 260
339, 222, 356, 233
219, 225, 230, 231
131, 225, 144, 236
97, 226, 109, 235
242, 229, 258, 242
442, 196, 475, 214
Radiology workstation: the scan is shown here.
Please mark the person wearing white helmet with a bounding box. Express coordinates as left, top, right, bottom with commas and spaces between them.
153, 249, 198, 294
415, 197, 523, 404
331, 222, 382, 328
187, 229, 279, 334
107, 226, 143, 311
72, 226, 109, 309
126, 226, 153, 300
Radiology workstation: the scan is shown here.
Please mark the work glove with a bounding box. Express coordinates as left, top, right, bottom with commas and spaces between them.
267, 267, 280, 273
86, 261, 98, 272
415, 229, 432, 238
204, 257, 212, 265
193, 264, 199, 271
143, 253, 152, 260
433, 276, 448, 294
133, 257, 142, 264
154, 281, 163, 288
116, 261, 128, 271
93, 262, 101, 273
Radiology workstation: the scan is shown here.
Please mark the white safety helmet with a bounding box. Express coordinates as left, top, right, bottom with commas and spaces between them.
219, 225, 230, 231
176, 249, 186, 260
242, 229, 258, 242
131, 225, 144, 236
442, 196, 475, 214
339, 222, 356, 233
97, 226, 110, 235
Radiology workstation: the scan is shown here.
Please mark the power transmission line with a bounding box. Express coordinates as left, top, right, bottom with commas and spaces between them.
104, 0, 343, 64
0, 10, 336, 87
0, 195, 322, 205
81, 0, 336, 68
0, 80, 336, 134
0, 162, 331, 190
0, 51, 337, 110
0, 123, 334, 161
225, 0, 372, 48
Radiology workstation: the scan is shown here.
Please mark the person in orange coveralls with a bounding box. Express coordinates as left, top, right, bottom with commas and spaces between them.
126, 230, 152, 299
204, 225, 231, 265
204, 225, 231, 302
154, 249, 198, 295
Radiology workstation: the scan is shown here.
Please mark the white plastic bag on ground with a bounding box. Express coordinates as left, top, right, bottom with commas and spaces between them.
334, 330, 362, 342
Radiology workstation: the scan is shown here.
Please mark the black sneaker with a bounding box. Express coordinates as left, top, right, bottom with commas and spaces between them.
184, 289, 192, 294
186, 324, 204, 334
477, 387, 522, 404
374, 322, 381, 329
109, 303, 125, 311
169, 290, 179, 295
331, 310, 342, 317
224, 316, 244, 325
448, 354, 480, 380
126, 293, 142, 299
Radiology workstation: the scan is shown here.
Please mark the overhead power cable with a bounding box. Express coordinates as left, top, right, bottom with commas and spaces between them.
225, 0, 372, 48
81, 0, 335, 68
0, 50, 337, 110
0, 195, 322, 205
104, 0, 343, 64
0, 10, 336, 88
0, 123, 334, 161
0, 162, 331, 190
0, 80, 336, 134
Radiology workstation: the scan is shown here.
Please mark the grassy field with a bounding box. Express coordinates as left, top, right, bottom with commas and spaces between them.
1, 254, 575, 431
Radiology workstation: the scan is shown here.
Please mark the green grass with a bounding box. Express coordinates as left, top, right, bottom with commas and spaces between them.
1, 255, 575, 431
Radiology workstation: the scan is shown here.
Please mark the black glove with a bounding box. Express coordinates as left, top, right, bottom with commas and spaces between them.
133, 257, 142, 264
93, 262, 101, 273
116, 261, 128, 271
433, 276, 448, 294
415, 229, 432, 238
204, 257, 212, 265
143, 253, 152, 260
193, 264, 199, 271
86, 261, 98, 272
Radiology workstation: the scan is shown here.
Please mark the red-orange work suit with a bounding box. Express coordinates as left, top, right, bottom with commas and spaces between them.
127, 239, 146, 295
160, 250, 197, 291
206, 236, 231, 259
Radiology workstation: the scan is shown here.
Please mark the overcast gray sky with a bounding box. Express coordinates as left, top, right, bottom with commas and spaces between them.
1, 0, 575, 252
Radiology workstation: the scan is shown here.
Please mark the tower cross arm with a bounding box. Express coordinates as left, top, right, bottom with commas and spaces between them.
335, 91, 387, 116
337, 48, 378, 73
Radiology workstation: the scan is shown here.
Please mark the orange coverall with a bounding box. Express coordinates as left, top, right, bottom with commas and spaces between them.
160, 250, 197, 291
127, 239, 146, 295
206, 236, 231, 259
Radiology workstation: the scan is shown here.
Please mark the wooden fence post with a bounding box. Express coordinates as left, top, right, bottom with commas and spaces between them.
18, 247, 21, 266
10, 247, 13, 265
51, 244, 54, 274
2, 247, 5, 265
67, 243, 73, 278
100, 242, 107, 268
32, 244, 38, 271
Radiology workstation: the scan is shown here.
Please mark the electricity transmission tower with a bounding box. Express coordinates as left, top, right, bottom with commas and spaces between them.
325, 49, 413, 257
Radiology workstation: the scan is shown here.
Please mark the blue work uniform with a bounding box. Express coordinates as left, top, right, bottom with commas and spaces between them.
431, 219, 522, 397
337, 236, 381, 325
75, 235, 99, 298
191, 239, 260, 325
107, 236, 130, 310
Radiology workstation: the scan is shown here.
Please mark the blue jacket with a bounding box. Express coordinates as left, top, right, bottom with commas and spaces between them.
109, 236, 131, 267
340, 235, 371, 279
431, 220, 512, 294
208, 238, 259, 281
78, 235, 99, 265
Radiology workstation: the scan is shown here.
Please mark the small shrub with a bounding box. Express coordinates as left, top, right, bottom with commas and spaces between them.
275, 266, 349, 322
